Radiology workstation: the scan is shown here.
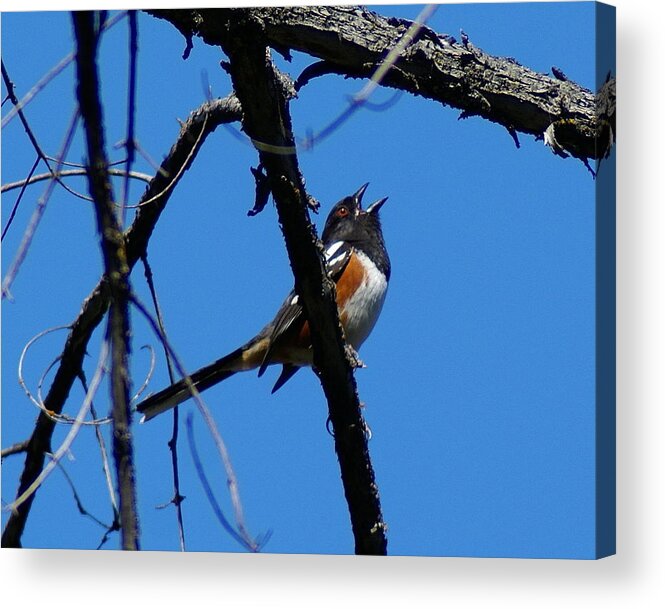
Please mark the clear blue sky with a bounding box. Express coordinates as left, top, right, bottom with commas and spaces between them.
2, 3, 610, 557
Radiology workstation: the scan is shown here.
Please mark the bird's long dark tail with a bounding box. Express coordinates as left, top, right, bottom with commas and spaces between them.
136, 335, 270, 422
136, 350, 240, 422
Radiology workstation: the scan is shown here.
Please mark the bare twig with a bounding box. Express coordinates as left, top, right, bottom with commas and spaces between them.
18, 324, 112, 426
3, 288, 110, 548
131, 294, 261, 552
123, 113, 209, 209
2, 168, 153, 194
54, 453, 120, 549
5, 340, 109, 514
1, 11, 128, 130
1, 53, 73, 130
131, 345, 156, 403
37, 357, 68, 412
1, 156, 39, 242
185, 414, 265, 552
2, 61, 101, 204
128, 140, 169, 177
354, 90, 403, 113
77, 371, 120, 518
294, 60, 343, 91
73, 10, 139, 551
2, 60, 61, 170
141, 254, 187, 551
48, 453, 116, 531
302, 3, 437, 149
1, 441, 30, 459
1, 109, 79, 300
121, 11, 138, 220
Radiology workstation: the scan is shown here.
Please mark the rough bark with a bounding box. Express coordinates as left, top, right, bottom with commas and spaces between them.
73, 11, 139, 551
148, 5, 615, 162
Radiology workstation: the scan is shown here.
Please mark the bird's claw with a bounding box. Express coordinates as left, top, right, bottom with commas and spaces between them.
345, 345, 365, 369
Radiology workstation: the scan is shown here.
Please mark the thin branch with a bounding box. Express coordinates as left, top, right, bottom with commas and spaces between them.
37, 357, 69, 416
1, 109, 79, 300
185, 414, 264, 552
123, 115, 209, 209
354, 90, 403, 113
294, 60, 344, 91
2, 61, 102, 204
77, 371, 120, 518
1, 441, 30, 459
141, 254, 186, 551
131, 294, 261, 552
121, 11, 138, 219
131, 345, 156, 403
127, 139, 169, 176
3, 290, 109, 549
1, 11, 128, 130
18, 322, 111, 427
2, 168, 153, 194
49, 453, 116, 532
1, 156, 39, 242
4, 340, 109, 514
1, 51, 73, 130
220, 23, 387, 555
72, 10, 139, 551
2, 94, 241, 548
2, 60, 60, 170
302, 3, 438, 149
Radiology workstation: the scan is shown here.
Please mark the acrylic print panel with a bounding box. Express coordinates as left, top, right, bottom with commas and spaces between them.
1, 3, 615, 558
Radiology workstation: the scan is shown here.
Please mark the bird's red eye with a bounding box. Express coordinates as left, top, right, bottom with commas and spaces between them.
336, 206, 349, 218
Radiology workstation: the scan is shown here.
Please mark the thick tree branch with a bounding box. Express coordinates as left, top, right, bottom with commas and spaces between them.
72, 11, 139, 551
220, 17, 387, 555
1, 95, 240, 548
148, 5, 615, 162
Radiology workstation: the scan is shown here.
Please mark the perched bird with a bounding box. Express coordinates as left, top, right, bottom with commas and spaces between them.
137, 183, 391, 422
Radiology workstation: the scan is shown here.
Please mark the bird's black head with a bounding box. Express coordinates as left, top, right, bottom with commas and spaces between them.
322, 183, 390, 279
322, 183, 388, 245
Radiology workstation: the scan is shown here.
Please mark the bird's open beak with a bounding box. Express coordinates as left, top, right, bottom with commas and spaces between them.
367, 196, 388, 215
353, 183, 370, 207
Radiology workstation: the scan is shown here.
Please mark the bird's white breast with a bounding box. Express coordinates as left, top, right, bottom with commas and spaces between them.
341, 249, 388, 350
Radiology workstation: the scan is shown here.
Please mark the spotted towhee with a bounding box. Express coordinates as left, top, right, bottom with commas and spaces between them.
137, 183, 390, 422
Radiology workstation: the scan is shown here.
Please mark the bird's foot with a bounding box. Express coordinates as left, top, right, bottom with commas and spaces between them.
345, 345, 365, 369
